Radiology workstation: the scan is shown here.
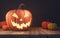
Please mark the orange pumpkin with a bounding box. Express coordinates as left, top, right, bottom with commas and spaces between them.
47, 23, 57, 30
0, 21, 6, 28
2, 25, 9, 30
6, 9, 32, 30
41, 21, 49, 29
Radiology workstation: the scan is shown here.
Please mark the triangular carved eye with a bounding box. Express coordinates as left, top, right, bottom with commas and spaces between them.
24, 11, 29, 18
12, 13, 19, 18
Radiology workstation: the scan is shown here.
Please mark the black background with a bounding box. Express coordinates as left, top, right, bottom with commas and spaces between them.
0, 0, 60, 27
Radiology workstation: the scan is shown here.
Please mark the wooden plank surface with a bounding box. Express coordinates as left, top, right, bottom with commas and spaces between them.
0, 27, 60, 35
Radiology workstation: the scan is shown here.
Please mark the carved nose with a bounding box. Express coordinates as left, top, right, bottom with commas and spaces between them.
20, 19, 23, 21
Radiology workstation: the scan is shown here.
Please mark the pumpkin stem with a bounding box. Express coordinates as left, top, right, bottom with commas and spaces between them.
18, 3, 25, 9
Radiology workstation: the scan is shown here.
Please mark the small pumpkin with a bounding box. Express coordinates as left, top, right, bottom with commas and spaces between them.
47, 23, 57, 30
6, 9, 32, 30
0, 21, 6, 28
2, 25, 9, 30
41, 21, 49, 29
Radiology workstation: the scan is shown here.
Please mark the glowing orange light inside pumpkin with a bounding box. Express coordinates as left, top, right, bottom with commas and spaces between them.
12, 13, 19, 18
11, 20, 30, 29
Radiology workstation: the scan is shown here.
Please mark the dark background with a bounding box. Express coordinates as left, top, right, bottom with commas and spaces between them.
0, 0, 60, 27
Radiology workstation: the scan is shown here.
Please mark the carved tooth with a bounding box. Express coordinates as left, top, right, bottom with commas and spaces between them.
20, 25, 23, 29
16, 23, 22, 29
16, 23, 23, 29
21, 23, 27, 27
26, 22, 30, 27
11, 21, 16, 26
21, 23, 24, 27
16, 24, 21, 29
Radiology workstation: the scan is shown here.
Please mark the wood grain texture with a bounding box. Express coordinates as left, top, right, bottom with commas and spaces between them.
0, 27, 60, 35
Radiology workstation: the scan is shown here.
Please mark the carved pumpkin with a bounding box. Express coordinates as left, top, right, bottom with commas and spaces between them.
41, 21, 49, 29
6, 9, 32, 30
47, 23, 57, 30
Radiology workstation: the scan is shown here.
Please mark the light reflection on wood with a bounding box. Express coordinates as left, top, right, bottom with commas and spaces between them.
0, 27, 60, 35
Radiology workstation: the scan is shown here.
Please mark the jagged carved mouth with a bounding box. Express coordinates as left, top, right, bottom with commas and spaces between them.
11, 20, 31, 29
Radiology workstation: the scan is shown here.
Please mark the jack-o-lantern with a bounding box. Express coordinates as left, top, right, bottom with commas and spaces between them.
6, 9, 32, 30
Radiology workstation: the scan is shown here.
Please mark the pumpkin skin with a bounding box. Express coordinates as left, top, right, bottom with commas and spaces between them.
6, 9, 32, 30
2, 25, 9, 30
0, 21, 6, 28
41, 21, 49, 29
47, 23, 57, 30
